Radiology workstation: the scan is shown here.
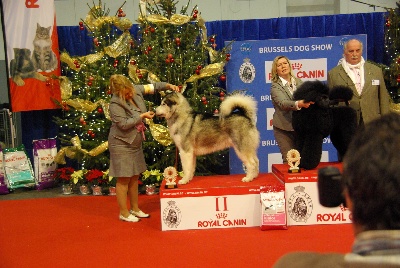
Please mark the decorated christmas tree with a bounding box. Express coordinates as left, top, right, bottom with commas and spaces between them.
384, 1, 400, 104
53, 0, 232, 182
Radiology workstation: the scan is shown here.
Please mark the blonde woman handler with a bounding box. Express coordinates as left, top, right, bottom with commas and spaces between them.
108, 74, 179, 222
270, 56, 313, 163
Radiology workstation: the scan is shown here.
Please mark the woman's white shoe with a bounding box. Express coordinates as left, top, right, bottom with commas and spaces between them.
119, 214, 140, 222
130, 210, 150, 218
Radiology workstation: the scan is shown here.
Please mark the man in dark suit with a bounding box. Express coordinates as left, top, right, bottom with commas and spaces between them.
327, 39, 390, 128
273, 112, 400, 268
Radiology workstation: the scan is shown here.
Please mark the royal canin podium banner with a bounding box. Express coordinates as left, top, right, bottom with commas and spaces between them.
1, 0, 61, 112
225, 35, 367, 174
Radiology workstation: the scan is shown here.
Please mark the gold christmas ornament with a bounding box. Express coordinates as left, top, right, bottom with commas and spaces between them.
390, 101, 400, 114
104, 31, 132, 58
59, 76, 72, 100
54, 136, 109, 164
146, 119, 173, 146
186, 62, 225, 83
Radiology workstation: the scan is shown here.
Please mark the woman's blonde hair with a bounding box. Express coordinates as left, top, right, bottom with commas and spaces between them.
271, 55, 294, 83
109, 74, 135, 102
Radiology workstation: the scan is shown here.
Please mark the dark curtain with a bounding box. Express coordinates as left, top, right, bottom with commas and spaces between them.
21, 12, 387, 161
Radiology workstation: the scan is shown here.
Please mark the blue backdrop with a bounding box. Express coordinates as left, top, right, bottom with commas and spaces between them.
226, 35, 367, 174
20, 12, 387, 167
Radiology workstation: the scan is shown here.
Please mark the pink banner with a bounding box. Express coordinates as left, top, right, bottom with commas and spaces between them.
1, 0, 61, 112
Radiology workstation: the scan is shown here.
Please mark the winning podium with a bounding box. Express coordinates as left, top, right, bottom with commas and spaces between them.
159, 173, 282, 231
272, 162, 352, 226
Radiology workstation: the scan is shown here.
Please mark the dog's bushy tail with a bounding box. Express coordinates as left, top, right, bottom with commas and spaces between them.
219, 93, 258, 123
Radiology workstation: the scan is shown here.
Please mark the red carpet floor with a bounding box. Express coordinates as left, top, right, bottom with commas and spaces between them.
0, 191, 353, 268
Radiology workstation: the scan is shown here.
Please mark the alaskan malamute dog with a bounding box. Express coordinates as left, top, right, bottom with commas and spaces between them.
155, 92, 260, 184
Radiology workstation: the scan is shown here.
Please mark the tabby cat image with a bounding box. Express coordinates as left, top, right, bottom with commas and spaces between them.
31, 23, 58, 72
10, 48, 46, 86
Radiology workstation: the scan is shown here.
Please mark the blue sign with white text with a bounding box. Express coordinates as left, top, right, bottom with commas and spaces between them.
225, 35, 367, 174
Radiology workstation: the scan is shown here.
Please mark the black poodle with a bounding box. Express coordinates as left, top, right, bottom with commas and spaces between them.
292, 80, 357, 170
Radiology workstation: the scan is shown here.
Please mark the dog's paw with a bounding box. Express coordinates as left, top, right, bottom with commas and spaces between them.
178, 178, 189, 185
241, 177, 254, 182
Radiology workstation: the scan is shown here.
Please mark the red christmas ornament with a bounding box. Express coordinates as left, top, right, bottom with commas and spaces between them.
209, 37, 215, 43
107, 90, 112, 95
79, 26, 84, 31
193, 14, 197, 19
136, 69, 141, 73
178, 85, 183, 91
214, 109, 219, 114
144, 50, 149, 55
167, 53, 173, 59
219, 96, 225, 101
150, 27, 155, 33
138, 74, 143, 79
89, 76, 94, 81
194, 10, 198, 14
98, 107, 103, 113
130, 59, 137, 65
219, 74, 226, 82
197, 65, 202, 70
87, 81, 92, 86
219, 91, 225, 97
79, 21, 83, 26
201, 96, 207, 102
87, 130, 93, 135
165, 58, 171, 64
147, 46, 152, 51
195, 69, 201, 75
397, 74, 400, 83
212, 43, 217, 49
175, 37, 180, 43
79, 117, 85, 123
90, 133, 95, 138
170, 58, 175, 63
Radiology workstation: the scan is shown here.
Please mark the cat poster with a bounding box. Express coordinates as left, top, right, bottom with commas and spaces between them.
0, 0, 61, 112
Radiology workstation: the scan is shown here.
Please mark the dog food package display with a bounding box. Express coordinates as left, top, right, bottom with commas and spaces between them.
260, 185, 287, 231
3, 144, 36, 190
0, 149, 9, 194
33, 138, 58, 190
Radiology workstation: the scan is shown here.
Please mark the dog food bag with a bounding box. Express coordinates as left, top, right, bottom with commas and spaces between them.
33, 138, 58, 190
3, 144, 36, 190
260, 185, 287, 231
0, 149, 9, 194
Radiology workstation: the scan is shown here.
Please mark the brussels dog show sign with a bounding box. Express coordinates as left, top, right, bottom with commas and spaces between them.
225, 35, 367, 174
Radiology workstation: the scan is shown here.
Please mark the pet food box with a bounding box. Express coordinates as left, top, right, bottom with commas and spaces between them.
159, 173, 283, 231
272, 162, 352, 226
